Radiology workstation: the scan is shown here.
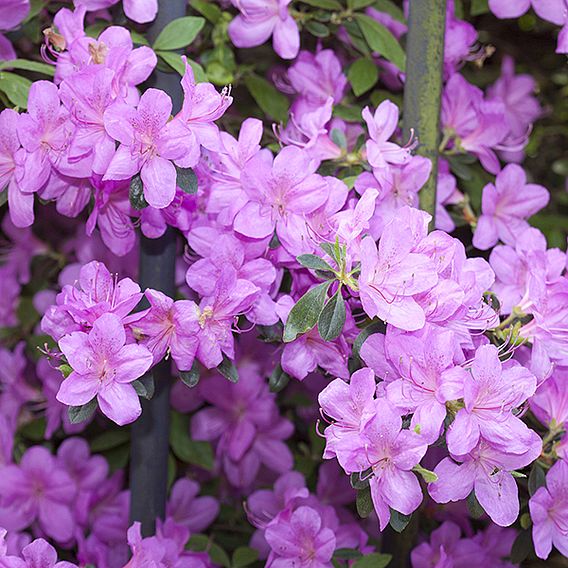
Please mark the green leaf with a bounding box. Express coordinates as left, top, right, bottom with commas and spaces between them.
471, 0, 490, 16
58, 364, 73, 378
353, 320, 386, 360
187, 535, 231, 568
412, 464, 438, 483
318, 289, 346, 341
152, 17, 205, 51
350, 470, 371, 490
129, 174, 148, 210
24, 0, 47, 23
217, 354, 239, 383
0, 59, 55, 76
157, 51, 207, 81
132, 375, 154, 400
372, 0, 406, 22
0, 72, 32, 108
190, 0, 222, 23
283, 281, 332, 342
244, 74, 289, 123
320, 241, 342, 266
175, 165, 198, 194
353, 553, 392, 568
0, 189, 7, 207
298, 0, 342, 9
18, 418, 46, 442
90, 429, 131, 452
170, 411, 214, 470
179, 362, 200, 388
467, 491, 485, 519
130, 30, 149, 45
349, 0, 376, 8
348, 58, 379, 96
334, 548, 363, 560
305, 20, 330, 38
68, 399, 97, 424
354, 14, 406, 71
356, 486, 373, 518
330, 128, 347, 149
528, 462, 546, 496
510, 529, 533, 564
269, 363, 291, 393
232, 546, 259, 568
297, 254, 335, 273
389, 509, 412, 533
333, 104, 363, 122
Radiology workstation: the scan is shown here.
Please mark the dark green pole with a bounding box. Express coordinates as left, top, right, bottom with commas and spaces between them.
129, 0, 184, 537
402, 0, 447, 228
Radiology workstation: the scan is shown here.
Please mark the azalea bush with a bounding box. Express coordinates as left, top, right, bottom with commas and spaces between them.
0, 0, 567, 567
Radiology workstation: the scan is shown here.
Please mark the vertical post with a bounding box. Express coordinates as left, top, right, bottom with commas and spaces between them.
402, 0, 447, 227
129, 0, 185, 537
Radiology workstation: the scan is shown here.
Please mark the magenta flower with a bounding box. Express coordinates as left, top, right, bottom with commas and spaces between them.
228, 0, 300, 60
41, 260, 143, 341
363, 100, 412, 181
0, 0, 29, 60
134, 289, 199, 371
103, 88, 195, 208
0, 446, 76, 543
384, 326, 463, 443
189, 268, 259, 369
445, 344, 537, 456
265, 506, 336, 567
529, 458, 568, 559
75, 0, 157, 24
0, 537, 77, 568
57, 312, 153, 425
59, 66, 121, 176
429, 436, 541, 527
318, 369, 377, 467
235, 146, 329, 256
17, 81, 71, 193
473, 164, 549, 250
358, 206, 438, 331
0, 109, 33, 228
166, 478, 219, 534
335, 399, 427, 531
178, 57, 233, 152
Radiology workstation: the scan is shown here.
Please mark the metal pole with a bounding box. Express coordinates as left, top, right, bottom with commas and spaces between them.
129, 0, 185, 537
402, 0, 447, 228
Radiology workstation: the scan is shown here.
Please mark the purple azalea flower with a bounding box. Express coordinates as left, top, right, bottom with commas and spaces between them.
188, 268, 259, 369
228, 0, 300, 60
103, 88, 195, 209
287, 49, 347, 107
75, 0, 158, 24
177, 57, 233, 153
0, 446, 76, 543
133, 289, 199, 371
473, 164, 549, 250
265, 505, 336, 567
358, 206, 438, 331
166, 479, 219, 534
384, 326, 464, 443
429, 436, 541, 527
335, 399, 428, 531
363, 100, 412, 182
0, 109, 32, 228
529, 458, 568, 559
57, 312, 153, 425
445, 344, 537, 455
0, 537, 77, 568
0, 0, 29, 60
41, 260, 143, 341
318, 368, 377, 466
235, 146, 329, 256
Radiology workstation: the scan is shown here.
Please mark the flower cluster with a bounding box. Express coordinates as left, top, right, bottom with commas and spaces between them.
0, 0, 566, 566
